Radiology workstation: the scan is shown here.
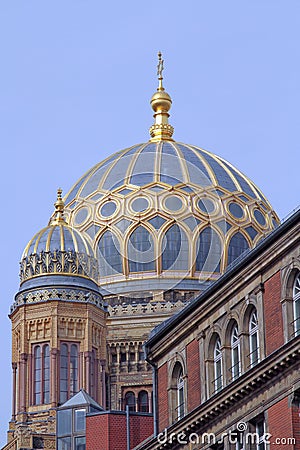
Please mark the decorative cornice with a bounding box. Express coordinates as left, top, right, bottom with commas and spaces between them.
11, 286, 105, 313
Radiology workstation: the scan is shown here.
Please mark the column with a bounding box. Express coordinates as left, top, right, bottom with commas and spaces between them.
198, 331, 207, 403
85, 352, 91, 393
50, 349, 58, 406
100, 360, 106, 409
11, 363, 17, 420
19, 353, 28, 412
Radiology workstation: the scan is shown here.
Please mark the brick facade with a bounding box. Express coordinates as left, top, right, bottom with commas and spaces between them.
157, 362, 169, 431
268, 397, 294, 449
186, 339, 201, 411
86, 411, 153, 450
264, 271, 284, 355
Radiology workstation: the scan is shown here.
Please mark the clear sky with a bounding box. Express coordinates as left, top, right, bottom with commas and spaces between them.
0, 1, 299, 443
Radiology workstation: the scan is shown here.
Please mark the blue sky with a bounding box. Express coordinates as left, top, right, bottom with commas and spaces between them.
0, 1, 299, 443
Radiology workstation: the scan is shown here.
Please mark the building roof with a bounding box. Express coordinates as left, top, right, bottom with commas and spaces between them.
145, 206, 300, 351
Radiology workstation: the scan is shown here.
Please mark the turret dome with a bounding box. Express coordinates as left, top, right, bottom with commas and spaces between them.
20, 189, 98, 285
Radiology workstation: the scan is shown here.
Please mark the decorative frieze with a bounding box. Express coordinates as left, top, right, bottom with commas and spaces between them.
12, 286, 104, 312
19, 249, 99, 283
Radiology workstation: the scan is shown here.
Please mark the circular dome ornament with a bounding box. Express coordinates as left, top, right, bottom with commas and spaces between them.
164, 195, 183, 212
131, 197, 150, 213
228, 202, 245, 220
100, 201, 117, 218
253, 208, 267, 227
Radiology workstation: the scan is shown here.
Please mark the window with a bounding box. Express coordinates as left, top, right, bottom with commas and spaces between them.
128, 226, 155, 272
138, 390, 149, 412
293, 274, 300, 336
213, 338, 223, 393
162, 224, 189, 271
249, 310, 260, 368
227, 232, 249, 266
90, 349, 97, 400
124, 391, 136, 412
177, 367, 185, 420
196, 227, 221, 272
98, 231, 122, 276
57, 407, 86, 450
256, 420, 266, 450
33, 343, 50, 405
230, 325, 241, 381
60, 343, 79, 404
171, 362, 185, 421
246, 418, 266, 449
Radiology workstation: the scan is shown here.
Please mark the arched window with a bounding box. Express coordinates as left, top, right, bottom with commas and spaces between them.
138, 390, 149, 413
124, 391, 136, 412
33, 344, 50, 405
98, 231, 122, 276
128, 226, 155, 272
34, 346, 41, 405
59, 343, 79, 404
293, 274, 300, 336
213, 338, 223, 393
171, 362, 185, 421
162, 224, 189, 271
196, 227, 222, 272
249, 310, 260, 368
43, 345, 50, 404
90, 349, 97, 401
227, 232, 249, 266
230, 325, 241, 381
177, 367, 185, 420
70, 344, 78, 398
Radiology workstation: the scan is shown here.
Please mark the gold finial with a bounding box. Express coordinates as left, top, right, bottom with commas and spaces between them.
149, 52, 174, 142
49, 188, 67, 225
157, 51, 164, 90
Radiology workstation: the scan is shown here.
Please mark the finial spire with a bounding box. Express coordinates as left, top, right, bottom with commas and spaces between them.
149, 52, 174, 141
157, 51, 164, 90
49, 188, 67, 225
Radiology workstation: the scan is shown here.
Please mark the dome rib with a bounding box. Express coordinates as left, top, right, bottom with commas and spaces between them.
101, 144, 142, 191
170, 142, 191, 184
125, 143, 149, 186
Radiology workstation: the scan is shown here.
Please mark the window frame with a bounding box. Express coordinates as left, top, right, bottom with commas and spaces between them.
213, 337, 223, 394
124, 391, 136, 412
138, 390, 149, 413
293, 274, 300, 336
230, 325, 241, 381
176, 369, 185, 420
248, 310, 260, 368
32, 342, 50, 405
59, 342, 79, 404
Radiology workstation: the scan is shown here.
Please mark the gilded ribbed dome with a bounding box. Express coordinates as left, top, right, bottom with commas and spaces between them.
44, 54, 280, 296
64, 141, 279, 295
20, 190, 98, 284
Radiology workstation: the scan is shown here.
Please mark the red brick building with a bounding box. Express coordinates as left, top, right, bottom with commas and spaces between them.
139, 207, 300, 449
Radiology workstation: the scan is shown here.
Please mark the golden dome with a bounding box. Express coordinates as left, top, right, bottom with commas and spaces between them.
20, 190, 98, 284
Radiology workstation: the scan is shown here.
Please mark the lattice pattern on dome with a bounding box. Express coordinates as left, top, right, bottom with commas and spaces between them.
62, 141, 280, 294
